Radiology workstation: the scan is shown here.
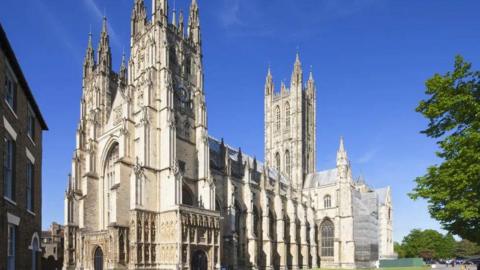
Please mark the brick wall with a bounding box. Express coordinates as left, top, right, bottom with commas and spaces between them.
0, 34, 46, 270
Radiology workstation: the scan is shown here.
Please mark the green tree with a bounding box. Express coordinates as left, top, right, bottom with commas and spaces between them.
411, 56, 480, 243
455, 239, 480, 257
395, 242, 406, 258
401, 229, 455, 259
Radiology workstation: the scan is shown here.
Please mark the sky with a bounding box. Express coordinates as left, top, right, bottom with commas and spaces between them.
1, 0, 480, 242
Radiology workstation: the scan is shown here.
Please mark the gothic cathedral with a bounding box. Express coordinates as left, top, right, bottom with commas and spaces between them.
64, 1, 395, 269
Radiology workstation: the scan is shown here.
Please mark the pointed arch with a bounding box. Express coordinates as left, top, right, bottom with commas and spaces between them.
102, 142, 119, 228
269, 210, 276, 240
182, 184, 195, 206
275, 152, 281, 171
285, 102, 290, 129
285, 150, 291, 177
93, 246, 104, 270
324, 195, 331, 209
320, 218, 334, 257
253, 206, 261, 237
275, 105, 281, 131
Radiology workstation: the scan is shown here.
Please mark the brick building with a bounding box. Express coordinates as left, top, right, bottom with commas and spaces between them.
0, 24, 48, 270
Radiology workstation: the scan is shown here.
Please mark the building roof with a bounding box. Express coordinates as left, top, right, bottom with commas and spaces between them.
0, 24, 48, 130
304, 168, 338, 188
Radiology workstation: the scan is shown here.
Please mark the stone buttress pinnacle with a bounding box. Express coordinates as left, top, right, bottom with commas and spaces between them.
97, 17, 112, 70
337, 136, 348, 166
291, 52, 303, 87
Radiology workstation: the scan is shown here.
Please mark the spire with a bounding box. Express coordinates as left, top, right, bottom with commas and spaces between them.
102, 16, 108, 33
83, 32, 95, 78
291, 52, 303, 88
97, 17, 112, 71
308, 66, 314, 82
265, 66, 273, 96
119, 50, 127, 82
88, 31, 93, 50
188, 0, 201, 44
336, 136, 348, 167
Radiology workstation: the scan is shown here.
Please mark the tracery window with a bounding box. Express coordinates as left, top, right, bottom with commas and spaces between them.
275, 152, 281, 171
321, 219, 334, 257
182, 185, 194, 206
136, 174, 143, 206
285, 102, 290, 129
275, 105, 280, 131
324, 195, 331, 209
285, 150, 291, 177
269, 210, 276, 240
253, 206, 260, 237
104, 143, 119, 225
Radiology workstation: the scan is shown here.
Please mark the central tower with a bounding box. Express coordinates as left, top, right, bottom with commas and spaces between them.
264, 54, 316, 188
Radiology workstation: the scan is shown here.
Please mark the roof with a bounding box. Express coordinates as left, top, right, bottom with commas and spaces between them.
0, 24, 48, 130
304, 168, 338, 188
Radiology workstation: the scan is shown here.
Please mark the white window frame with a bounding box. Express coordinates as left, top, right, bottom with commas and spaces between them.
26, 160, 34, 213
7, 223, 16, 270
3, 132, 16, 202
4, 61, 17, 115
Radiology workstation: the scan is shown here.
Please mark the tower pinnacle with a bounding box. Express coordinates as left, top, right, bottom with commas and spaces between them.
97, 16, 112, 71
83, 32, 95, 78
265, 66, 273, 96
291, 52, 303, 88
188, 0, 201, 44
337, 136, 349, 168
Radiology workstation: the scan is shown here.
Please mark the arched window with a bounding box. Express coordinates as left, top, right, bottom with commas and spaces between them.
234, 202, 242, 234
104, 143, 119, 226
68, 200, 74, 223
285, 102, 290, 129
275, 105, 280, 131
321, 219, 334, 257
285, 150, 291, 177
253, 206, 261, 237
182, 185, 194, 206
135, 173, 143, 206
275, 152, 281, 171
269, 210, 276, 240
324, 195, 331, 209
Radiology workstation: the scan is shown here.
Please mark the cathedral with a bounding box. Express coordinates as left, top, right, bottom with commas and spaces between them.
63, 0, 395, 269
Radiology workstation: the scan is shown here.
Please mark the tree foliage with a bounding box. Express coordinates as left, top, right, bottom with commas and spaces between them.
400, 229, 456, 259
455, 239, 480, 257
411, 56, 480, 243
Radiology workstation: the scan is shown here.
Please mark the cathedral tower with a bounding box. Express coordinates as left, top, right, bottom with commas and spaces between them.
65, 1, 220, 269
264, 54, 316, 188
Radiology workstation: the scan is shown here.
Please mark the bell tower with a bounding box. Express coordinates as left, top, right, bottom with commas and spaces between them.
264, 54, 316, 188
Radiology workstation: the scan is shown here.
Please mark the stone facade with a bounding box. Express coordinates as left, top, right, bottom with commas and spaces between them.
64, 1, 395, 269
41, 222, 65, 270
0, 24, 48, 270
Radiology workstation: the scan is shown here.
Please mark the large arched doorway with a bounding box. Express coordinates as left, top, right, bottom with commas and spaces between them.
191, 249, 208, 270
94, 247, 104, 270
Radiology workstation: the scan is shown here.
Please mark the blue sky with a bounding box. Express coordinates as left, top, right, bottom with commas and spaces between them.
1, 0, 480, 241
